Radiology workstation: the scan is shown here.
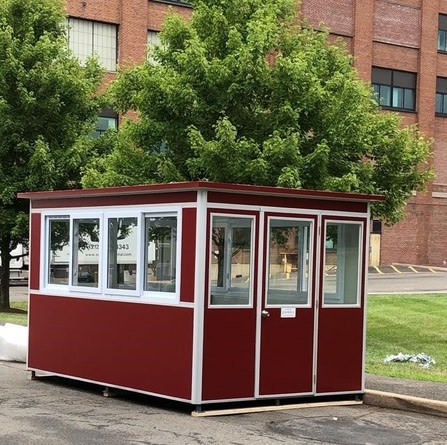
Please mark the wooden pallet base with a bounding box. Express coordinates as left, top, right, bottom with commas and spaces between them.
191, 399, 363, 417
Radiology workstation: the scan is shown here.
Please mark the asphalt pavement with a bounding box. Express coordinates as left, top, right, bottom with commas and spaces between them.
2, 271, 447, 444
1, 360, 447, 445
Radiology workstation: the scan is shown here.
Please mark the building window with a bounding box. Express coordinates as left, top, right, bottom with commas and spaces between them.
147, 30, 161, 63
438, 14, 447, 52
372, 67, 416, 111
92, 108, 118, 137
154, 0, 191, 6
436, 77, 447, 115
67, 17, 117, 71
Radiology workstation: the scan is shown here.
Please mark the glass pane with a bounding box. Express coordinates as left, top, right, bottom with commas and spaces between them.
68, 18, 93, 65
145, 216, 177, 293
392, 87, 404, 108
209, 216, 253, 305
72, 218, 100, 288
323, 222, 361, 305
48, 218, 70, 285
94, 22, 117, 71
107, 217, 138, 290
403, 88, 415, 110
438, 30, 447, 51
436, 93, 443, 114
372, 67, 392, 84
393, 71, 416, 89
378, 85, 391, 107
267, 219, 312, 305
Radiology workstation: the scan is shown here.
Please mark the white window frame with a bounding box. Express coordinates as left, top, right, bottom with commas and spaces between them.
264, 216, 314, 309
67, 17, 117, 72
322, 220, 363, 308
103, 212, 142, 298
207, 213, 255, 308
44, 214, 71, 291
41, 208, 182, 304
142, 211, 182, 304
70, 213, 103, 294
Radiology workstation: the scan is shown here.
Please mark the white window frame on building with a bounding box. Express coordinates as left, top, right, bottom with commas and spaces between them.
67, 17, 118, 72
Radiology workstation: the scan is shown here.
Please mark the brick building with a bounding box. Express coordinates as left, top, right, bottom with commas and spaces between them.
65, 0, 447, 266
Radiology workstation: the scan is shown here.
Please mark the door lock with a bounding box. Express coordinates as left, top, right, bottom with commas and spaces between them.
261, 310, 270, 318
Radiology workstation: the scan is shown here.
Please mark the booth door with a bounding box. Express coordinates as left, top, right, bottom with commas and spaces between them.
258, 215, 317, 396
201, 212, 259, 401
316, 218, 366, 394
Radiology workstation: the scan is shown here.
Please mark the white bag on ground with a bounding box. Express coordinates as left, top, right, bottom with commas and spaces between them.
0, 323, 28, 362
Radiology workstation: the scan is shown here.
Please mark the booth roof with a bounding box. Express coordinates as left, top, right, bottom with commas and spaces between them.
18, 181, 385, 203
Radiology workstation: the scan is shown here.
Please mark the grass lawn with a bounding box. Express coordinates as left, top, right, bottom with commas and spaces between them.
0, 300, 28, 326
366, 294, 447, 383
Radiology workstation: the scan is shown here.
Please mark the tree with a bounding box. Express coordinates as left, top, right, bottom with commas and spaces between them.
82, 0, 433, 225
0, 0, 103, 310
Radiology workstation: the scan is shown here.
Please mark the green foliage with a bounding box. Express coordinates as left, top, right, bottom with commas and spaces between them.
83, 0, 432, 225
0, 0, 103, 307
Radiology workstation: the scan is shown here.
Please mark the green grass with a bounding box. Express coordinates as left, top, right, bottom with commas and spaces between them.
366, 294, 447, 383
0, 300, 28, 326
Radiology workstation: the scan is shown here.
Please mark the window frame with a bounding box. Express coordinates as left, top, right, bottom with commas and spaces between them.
264, 216, 314, 309
42, 208, 181, 304
142, 211, 181, 304
70, 213, 103, 294
67, 17, 118, 72
153, 0, 191, 7
436, 76, 447, 116
207, 213, 256, 308
438, 14, 447, 53
372, 67, 416, 112
45, 214, 71, 290
104, 213, 142, 298
321, 219, 364, 308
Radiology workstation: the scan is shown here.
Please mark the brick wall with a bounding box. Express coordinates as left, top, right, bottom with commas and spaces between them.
434, 119, 447, 185
428, 200, 447, 265
373, 1, 421, 48
301, 0, 354, 36
65, 0, 120, 23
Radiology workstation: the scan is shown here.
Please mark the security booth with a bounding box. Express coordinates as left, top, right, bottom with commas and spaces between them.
19, 181, 384, 408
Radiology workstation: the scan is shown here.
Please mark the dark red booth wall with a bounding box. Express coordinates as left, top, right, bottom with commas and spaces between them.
28, 295, 194, 400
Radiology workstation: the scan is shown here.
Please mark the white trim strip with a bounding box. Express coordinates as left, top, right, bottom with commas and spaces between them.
191, 189, 207, 405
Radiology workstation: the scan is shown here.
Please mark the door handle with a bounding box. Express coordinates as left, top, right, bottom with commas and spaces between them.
261, 310, 270, 318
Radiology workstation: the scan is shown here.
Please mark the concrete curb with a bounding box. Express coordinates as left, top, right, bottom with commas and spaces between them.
364, 389, 447, 418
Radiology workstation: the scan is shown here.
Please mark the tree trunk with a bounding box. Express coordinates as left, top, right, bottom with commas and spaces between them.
0, 236, 11, 311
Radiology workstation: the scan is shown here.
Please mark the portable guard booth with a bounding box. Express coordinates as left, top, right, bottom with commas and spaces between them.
19, 181, 384, 407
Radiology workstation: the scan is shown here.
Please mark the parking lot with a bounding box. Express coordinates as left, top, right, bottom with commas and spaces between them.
0, 360, 446, 445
